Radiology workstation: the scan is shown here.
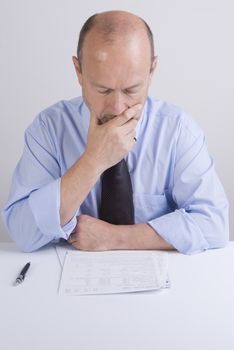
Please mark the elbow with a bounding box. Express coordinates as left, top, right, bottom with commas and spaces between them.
2, 207, 46, 253
207, 226, 229, 250
17, 241, 38, 253
4, 219, 37, 253
206, 208, 229, 250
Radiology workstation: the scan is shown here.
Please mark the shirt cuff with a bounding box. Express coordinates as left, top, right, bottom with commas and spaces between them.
148, 209, 209, 255
28, 178, 77, 239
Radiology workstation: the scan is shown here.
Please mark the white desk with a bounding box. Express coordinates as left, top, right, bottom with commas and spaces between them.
1, 243, 234, 350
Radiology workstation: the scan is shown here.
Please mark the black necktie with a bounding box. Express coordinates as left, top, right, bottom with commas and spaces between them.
99, 159, 134, 225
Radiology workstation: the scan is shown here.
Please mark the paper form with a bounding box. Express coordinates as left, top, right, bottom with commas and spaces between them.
55, 241, 75, 267
58, 250, 169, 296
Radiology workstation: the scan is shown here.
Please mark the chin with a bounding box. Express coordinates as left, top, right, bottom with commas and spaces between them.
99, 115, 116, 125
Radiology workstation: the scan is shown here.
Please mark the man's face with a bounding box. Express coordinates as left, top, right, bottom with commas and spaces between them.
73, 31, 157, 124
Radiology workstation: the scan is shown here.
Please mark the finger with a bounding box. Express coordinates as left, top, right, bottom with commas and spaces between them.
126, 131, 137, 148
68, 233, 76, 244
126, 129, 137, 139
121, 118, 138, 135
69, 240, 81, 251
111, 104, 142, 127
89, 107, 99, 129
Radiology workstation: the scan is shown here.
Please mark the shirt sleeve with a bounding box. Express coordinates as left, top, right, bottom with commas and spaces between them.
148, 116, 229, 255
2, 114, 77, 252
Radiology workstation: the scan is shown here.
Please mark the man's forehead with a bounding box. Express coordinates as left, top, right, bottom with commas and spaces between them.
94, 50, 108, 62
91, 81, 143, 90
83, 29, 150, 58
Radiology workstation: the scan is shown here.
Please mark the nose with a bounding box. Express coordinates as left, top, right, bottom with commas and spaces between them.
107, 91, 128, 116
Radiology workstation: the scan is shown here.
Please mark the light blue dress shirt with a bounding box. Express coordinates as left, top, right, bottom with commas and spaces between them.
3, 96, 229, 254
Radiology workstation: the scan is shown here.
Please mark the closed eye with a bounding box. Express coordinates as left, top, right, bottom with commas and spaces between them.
124, 89, 138, 95
98, 89, 112, 95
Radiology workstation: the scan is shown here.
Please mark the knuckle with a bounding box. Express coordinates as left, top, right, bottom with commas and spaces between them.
131, 119, 138, 127
78, 214, 88, 224
125, 110, 134, 120
113, 130, 121, 142
122, 110, 132, 121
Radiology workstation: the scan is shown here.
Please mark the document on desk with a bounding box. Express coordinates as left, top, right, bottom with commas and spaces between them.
58, 250, 169, 296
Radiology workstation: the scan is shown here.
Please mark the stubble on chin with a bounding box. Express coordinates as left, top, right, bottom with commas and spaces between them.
98, 115, 116, 125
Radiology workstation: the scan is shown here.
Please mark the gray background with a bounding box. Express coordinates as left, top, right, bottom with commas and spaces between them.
1, 0, 233, 242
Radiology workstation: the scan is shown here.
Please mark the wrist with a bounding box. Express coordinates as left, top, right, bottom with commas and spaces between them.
112, 224, 137, 250
111, 223, 171, 250
81, 151, 105, 175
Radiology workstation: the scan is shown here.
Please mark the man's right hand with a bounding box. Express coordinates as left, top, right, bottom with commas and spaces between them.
60, 103, 142, 225
83, 103, 142, 172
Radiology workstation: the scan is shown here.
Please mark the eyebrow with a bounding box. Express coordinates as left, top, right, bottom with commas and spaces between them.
91, 82, 143, 90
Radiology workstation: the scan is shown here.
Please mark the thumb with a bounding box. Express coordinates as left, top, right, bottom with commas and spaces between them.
89, 108, 99, 130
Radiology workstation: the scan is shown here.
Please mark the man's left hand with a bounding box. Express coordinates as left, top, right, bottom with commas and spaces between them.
68, 214, 174, 252
68, 214, 118, 251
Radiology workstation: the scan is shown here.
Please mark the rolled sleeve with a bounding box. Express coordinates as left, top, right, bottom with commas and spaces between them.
148, 209, 210, 254
2, 113, 78, 252
28, 177, 77, 240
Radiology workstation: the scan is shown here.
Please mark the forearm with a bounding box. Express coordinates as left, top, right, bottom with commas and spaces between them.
114, 223, 175, 251
60, 153, 103, 225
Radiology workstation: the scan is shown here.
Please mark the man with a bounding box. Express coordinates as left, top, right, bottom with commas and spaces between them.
3, 11, 229, 254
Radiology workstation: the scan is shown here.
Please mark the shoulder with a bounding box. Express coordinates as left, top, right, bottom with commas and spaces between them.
30, 96, 83, 129
146, 97, 203, 140
23, 97, 84, 153
25, 96, 84, 142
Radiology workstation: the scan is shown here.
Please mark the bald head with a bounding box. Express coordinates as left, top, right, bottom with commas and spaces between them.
77, 11, 154, 68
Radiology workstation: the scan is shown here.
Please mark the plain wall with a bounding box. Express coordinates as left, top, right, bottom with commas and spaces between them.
1, 0, 233, 242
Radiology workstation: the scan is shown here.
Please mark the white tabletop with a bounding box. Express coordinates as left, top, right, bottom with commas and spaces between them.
1, 242, 234, 350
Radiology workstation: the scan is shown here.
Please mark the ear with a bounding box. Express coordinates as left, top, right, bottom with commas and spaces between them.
72, 56, 82, 86
149, 56, 158, 80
